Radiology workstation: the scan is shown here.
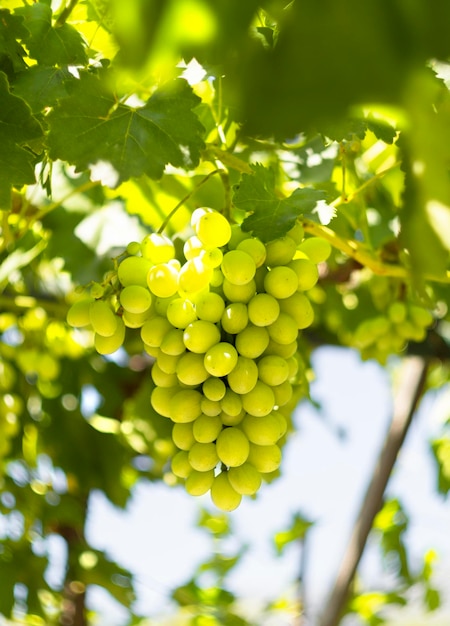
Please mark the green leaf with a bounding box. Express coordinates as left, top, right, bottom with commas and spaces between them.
47, 73, 205, 185
14, 3, 87, 66
0, 9, 29, 74
430, 435, 450, 495
273, 512, 314, 556
233, 164, 326, 241
13, 66, 74, 114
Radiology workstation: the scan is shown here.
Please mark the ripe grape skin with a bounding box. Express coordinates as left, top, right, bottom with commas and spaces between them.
194, 209, 232, 248
94, 317, 126, 355
216, 427, 250, 467
247, 293, 280, 327
176, 352, 210, 386
185, 469, 215, 496
160, 328, 186, 355
171, 450, 192, 478
120, 285, 152, 314
147, 263, 179, 298
194, 291, 225, 323
236, 237, 267, 267
264, 236, 297, 266
221, 250, 256, 285
222, 278, 256, 303
151, 362, 178, 387
141, 316, 173, 347
257, 355, 290, 386
288, 258, 319, 291
67, 297, 95, 327
221, 303, 249, 334
183, 320, 221, 353
89, 300, 118, 337
204, 342, 238, 377
178, 258, 213, 294
241, 380, 276, 417
241, 412, 284, 445
227, 356, 259, 394
201, 397, 221, 416
192, 414, 222, 443
172, 422, 196, 451
267, 313, 299, 345
202, 377, 226, 401
228, 462, 262, 495
297, 236, 332, 263
235, 325, 270, 359
220, 389, 243, 417
166, 298, 197, 329
117, 256, 152, 287
151, 384, 178, 418
210, 471, 242, 511
141, 232, 175, 263
188, 442, 219, 471
263, 266, 299, 299
169, 389, 203, 423
247, 443, 282, 473
220, 409, 246, 426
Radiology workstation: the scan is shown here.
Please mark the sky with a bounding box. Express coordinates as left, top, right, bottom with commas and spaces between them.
81, 346, 450, 625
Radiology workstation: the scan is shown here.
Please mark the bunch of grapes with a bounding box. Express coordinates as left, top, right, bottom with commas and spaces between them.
67, 208, 328, 510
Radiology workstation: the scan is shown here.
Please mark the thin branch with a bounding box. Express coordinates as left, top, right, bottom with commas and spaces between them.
319, 355, 429, 626
54, 0, 80, 27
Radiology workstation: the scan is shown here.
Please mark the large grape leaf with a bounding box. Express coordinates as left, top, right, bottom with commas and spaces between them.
0, 72, 43, 208
233, 164, 326, 241
47, 72, 205, 185
13, 66, 74, 114
14, 2, 87, 66
0, 9, 29, 74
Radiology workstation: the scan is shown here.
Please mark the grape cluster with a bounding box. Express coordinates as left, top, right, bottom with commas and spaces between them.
67, 209, 327, 510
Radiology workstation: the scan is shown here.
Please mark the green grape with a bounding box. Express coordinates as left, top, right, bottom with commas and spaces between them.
264, 338, 298, 359
273, 411, 288, 439
143, 344, 160, 358
247, 443, 282, 473
201, 397, 221, 416
183, 320, 221, 353
89, 300, 118, 337
237, 237, 267, 267
220, 409, 246, 426
254, 265, 269, 292
151, 362, 178, 387
94, 317, 126, 355
178, 258, 212, 294
171, 450, 192, 478
183, 235, 204, 260
267, 313, 298, 345
157, 352, 180, 375
228, 463, 262, 495
247, 293, 280, 327
228, 223, 251, 249
202, 377, 226, 401
241, 412, 285, 445
192, 414, 223, 443
264, 236, 297, 266
126, 241, 141, 255
160, 328, 186, 355
117, 256, 152, 287
194, 291, 225, 323
169, 389, 203, 423
210, 472, 242, 511
210, 268, 224, 288
67, 297, 95, 327
122, 309, 152, 329
216, 427, 250, 467
257, 355, 289, 386
167, 298, 197, 329
221, 303, 249, 334
90, 282, 104, 299
286, 355, 300, 378
151, 386, 178, 418
188, 442, 219, 471
227, 356, 258, 394
199, 247, 224, 269
264, 266, 299, 299
297, 237, 332, 263
141, 232, 175, 262
147, 263, 179, 298
141, 316, 173, 347
194, 209, 232, 248
185, 469, 215, 496
279, 292, 314, 329
220, 388, 243, 417
287, 222, 305, 244
242, 380, 276, 417
221, 250, 256, 285
408, 304, 433, 328
388, 301, 407, 324
172, 422, 196, 451
272, 380, 293, 407
176, 352, 209, 386
288, 258, 319, 291
120, 285, 152, 314
204, 342, 238, 377
222, 278, 256, 303
235, 325, 270, 358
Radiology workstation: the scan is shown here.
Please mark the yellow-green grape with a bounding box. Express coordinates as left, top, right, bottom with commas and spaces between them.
169, 389, 203, 423
94, 317, 126, 355
171, 450, 192, 478
122, 309, 152, 329
235, 325, 270, 358
221, 303, 249, 334
185, 469, 215, 496
409, 304, 434, 328
119, 285, 152, 314
241, 412, 285, 445
287, 222, 305, 244
194, 291, 225, 323
151, 386, 177, 418
247, 293, 280, 327
297, 237, 332, 263
279, 292, 314, 329
90, 281, 105, 298
89, 300, 118, 337
183, 235, 203, 260
222, 278, 256, 303
286, 355, 300, 379
151, 362, 178, 387
153, 295, 176, 317
176, 352, 209, 386
117, 256, 152, 287
188, 442, 219, 471
216, 427, 250, 467
353, 317, 390, 349
242, 380, 275, 417
202, 377, 226, 401
257, 355, 289, 386
204, 342, 238, 377
199, 247, 224, 269
126, 241, 141, 255
272, 380, 293, 407
265, 236, 297, 266
227, 357, 258, 394
160, 328, 186, 356
254, 265, 269, 292
141, 232, 175, 262
178, 258, 212, 294
192, 414, 223, 443
247, 443, 282, 473
236, 237, 267, 267
157, 352, 180, 375
228, 223, 251, 249
183, 320, 221, 353
172, 422, 196, 451
388, 301, 407, 324
228, 463, 262, 495
210, 268, 224, 288
194, 208, 232, 248
264, 266, 299, 299
288, 258, 319, 291
220, 389, 243, 417
147, 263, 179, 298
210, 472, 242, 511
67, 297, 95, 327
220, 409, 245, 426
141, 316, 173, 348
166, 298, 197, 329
201, 397, 221, 416
267, 313, 299, 345
221, 250, 256, 285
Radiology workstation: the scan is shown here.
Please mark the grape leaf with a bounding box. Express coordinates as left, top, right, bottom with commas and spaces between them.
14, 3, 87, 66
13, 66, 74, 114
0, 72, 43, 207
0, 9, 29, 74
233, 164, 326, 241
47, 72, 205, 185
